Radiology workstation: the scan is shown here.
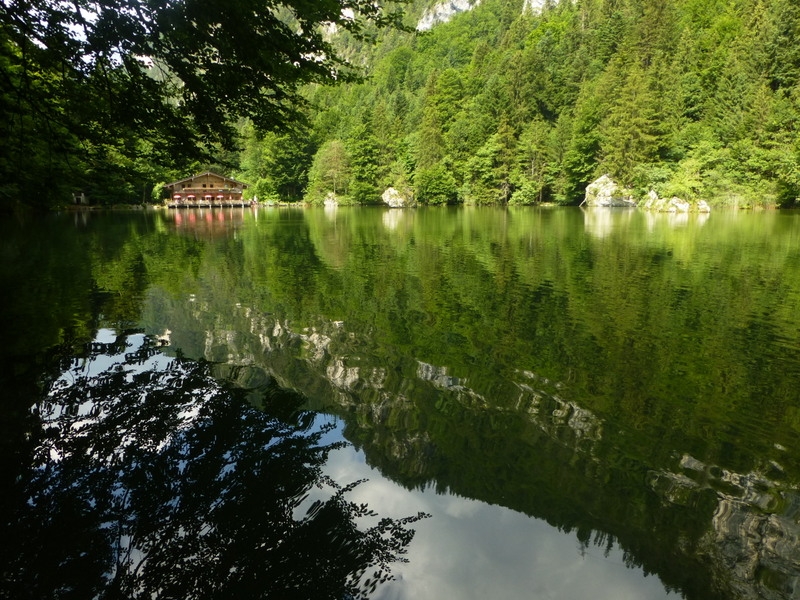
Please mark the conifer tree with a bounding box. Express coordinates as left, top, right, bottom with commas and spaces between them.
347, 124, 383, 204
600, 62, 661, 185
416, 72, 447, 170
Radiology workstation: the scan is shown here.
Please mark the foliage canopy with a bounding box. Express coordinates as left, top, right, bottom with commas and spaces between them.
267, 0, 800, 207
0, 0, 405, 207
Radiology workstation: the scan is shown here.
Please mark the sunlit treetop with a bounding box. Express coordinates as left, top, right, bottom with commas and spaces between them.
0, 0, 407, 152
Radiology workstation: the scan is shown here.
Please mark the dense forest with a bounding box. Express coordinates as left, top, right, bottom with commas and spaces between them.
0, 0, 403, 209
3, 0, 800, 209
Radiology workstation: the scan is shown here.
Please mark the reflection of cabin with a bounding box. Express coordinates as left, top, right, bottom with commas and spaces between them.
165, 172, 248, 208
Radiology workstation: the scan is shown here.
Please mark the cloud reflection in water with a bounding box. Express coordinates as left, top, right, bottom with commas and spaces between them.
323, 444, 678, 600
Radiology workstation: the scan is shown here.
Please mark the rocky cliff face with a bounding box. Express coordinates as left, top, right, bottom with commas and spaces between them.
523, 0, 548, 14
416, 0, 480, 31
416, 0, 556, 30
414, 0, 561, 31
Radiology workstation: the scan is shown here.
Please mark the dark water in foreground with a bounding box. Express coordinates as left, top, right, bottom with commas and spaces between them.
3, 206, 800, 599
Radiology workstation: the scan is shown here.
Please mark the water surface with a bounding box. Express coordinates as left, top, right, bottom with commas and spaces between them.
3, 206, 800, 599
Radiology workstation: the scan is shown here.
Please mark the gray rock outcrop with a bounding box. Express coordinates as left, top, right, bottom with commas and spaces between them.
643, 190, 712, 213
382, 187, 413, 208
523, 0, 550, 14
583, 175, 636, 207
417, 0, 480, 31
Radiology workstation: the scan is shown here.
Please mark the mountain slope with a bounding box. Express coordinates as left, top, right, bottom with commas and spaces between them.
240, 0, 800, 208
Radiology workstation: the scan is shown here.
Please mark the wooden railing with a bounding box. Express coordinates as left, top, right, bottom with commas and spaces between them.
167, 196, 249, 208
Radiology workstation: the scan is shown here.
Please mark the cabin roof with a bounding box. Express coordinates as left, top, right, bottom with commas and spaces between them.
165, 171, 247, 188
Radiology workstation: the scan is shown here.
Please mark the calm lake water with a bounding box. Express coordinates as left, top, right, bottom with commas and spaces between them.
2, 206, 800, 599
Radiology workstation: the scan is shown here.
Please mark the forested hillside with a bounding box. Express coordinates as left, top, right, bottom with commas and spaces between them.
241, 0, 800, 207
2, 0, 798, 209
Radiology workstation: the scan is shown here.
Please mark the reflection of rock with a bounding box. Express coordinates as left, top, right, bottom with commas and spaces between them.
583, 175, 636, 207
566, 404, 602, 441
516, 381, 603, 447
647, 471, 702, 507
667, 211, 690, 228
327, 358, 387, 391
300, 329, 332, 362
705, 497, 800, 600
643, 209, 709, 231
190, 299, 609, 475
354, 392, 436, 471
327, 358, 361, 390
582, 205, 635, 238
417, 361, 467, 391
179, 297, 607, 466
650, 454, 800, 599
155, 296, 800, 600
382, 208, 404, 231
518, 369, 561, 389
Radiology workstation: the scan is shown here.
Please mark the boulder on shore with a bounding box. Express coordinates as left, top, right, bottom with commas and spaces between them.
382, 187, 413, 208
583, 175, 636, 207
643, 190, 711, 213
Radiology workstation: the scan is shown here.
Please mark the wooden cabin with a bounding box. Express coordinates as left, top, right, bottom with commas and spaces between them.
165, 172, 249, 208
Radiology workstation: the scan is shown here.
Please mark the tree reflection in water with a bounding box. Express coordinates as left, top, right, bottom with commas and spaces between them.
4, 331, 425, 600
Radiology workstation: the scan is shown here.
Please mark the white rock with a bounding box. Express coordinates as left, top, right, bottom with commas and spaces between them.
644, 189, 659, 210
669, 197, 691, 213
382, 187, 411, 208
583, 175, 636, 207
523, 0, 547, 14
417, 0, 480, 31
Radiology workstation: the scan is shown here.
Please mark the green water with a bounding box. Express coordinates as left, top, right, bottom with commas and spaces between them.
3, 206, 800, 599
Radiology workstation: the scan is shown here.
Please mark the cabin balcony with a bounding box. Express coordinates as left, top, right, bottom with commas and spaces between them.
167, 189, 249, 208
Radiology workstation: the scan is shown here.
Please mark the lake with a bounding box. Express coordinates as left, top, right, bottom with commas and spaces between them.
2, 205, 800, 599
